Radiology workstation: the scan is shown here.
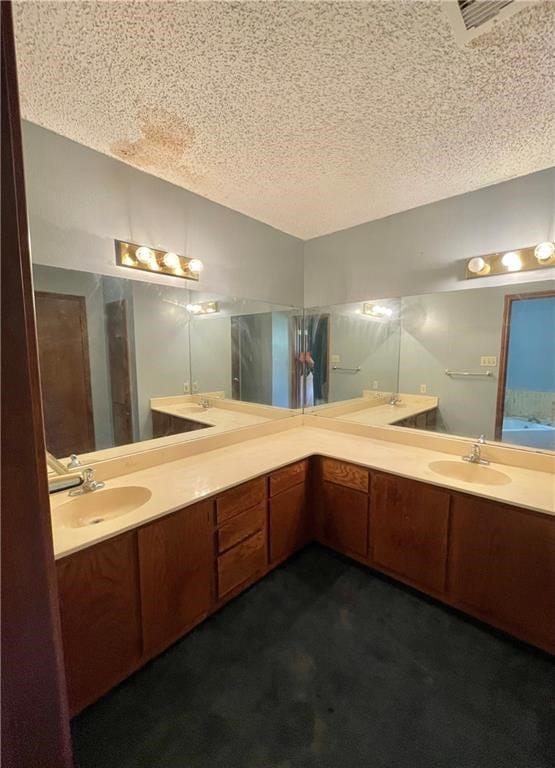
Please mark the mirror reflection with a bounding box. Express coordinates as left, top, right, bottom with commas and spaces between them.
309, 280, 555, 452
33, 264, 300, 461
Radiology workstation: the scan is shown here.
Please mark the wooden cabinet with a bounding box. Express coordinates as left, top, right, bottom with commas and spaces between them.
152, 410, 208, 438
216, 478, 268, 599
269, 462, 308, 564
56, 532, 142, 715
448, 494, 555, 652
217, 530, 267, 598
370, 473, 450, 594
315, 458, 369, 559
138, 500, 214, 656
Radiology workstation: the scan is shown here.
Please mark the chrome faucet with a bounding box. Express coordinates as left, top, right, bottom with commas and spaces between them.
69, 467, 105, 496
462, 435, 490, 465
67, 454, 81, 469
388, 393, 401, 406
200, 398, 210, 410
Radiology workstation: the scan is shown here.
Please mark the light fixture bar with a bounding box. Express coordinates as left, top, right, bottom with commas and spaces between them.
465, 242, 554, 279
114, 240, 203, 281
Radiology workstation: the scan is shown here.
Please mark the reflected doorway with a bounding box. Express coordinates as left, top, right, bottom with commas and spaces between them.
495, 291, 555, 450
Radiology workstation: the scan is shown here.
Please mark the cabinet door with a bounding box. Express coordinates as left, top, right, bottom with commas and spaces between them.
270, 482, 307, 564
138, 500, 214, 655
448, 495, 555, 651
371, 473, 450, 594
317, 480, 369, 559
56, 532, 142, 715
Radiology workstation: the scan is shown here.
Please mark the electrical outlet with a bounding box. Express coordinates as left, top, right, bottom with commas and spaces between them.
331, 354, 340, 364
480, 356, 497, 367
420, 384, 427, 394
183, 381, 190, 394
372, 380, 379, 390
192, 381, 199, 393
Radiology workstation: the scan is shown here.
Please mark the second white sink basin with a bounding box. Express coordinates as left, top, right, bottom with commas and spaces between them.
428, 460, 511, 486
57, 486, 152, 528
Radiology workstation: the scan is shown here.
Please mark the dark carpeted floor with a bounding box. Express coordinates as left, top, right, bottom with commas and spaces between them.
72, 545, 554, 768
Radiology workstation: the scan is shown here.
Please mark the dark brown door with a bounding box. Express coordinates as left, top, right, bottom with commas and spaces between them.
105, 299, 133, 445
35, 291, 95, 456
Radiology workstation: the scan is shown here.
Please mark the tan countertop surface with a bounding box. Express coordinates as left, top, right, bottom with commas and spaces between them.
339, 401, 436, 427
50, 426, 555, 560
151, 402, 271, 432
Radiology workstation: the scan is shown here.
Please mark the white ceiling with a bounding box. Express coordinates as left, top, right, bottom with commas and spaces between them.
13, 1, 555, 240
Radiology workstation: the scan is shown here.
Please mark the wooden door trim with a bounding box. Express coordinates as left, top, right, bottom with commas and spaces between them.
1, 2, 73, 764
495, 290, 555, 440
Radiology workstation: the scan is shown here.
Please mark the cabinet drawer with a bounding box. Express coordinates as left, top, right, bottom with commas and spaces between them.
216, 476, 266, 524
321, 457, 368, 492
217, 500, 266, 553
217, 530, 267, 598
270, 460, 307, 497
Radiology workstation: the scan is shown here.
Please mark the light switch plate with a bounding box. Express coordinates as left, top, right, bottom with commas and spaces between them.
331, 354, 340, 363
420, 384, 427, 393
183, 381, 190, 394
480, 356, 497, 366
372, 380, 379, 390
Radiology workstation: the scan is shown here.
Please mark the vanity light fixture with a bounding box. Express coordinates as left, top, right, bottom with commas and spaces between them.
465, 241, 555, 279
186, 301, 219, 315
535, 241, 555, 263
363, 302, 393, 318
115, 240, 203, 281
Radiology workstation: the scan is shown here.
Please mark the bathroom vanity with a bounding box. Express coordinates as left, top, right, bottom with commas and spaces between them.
52, 429, 554, 716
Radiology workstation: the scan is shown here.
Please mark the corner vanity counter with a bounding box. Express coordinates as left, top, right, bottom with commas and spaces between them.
150, 395, 294, 438
310, 392, 439, 429
50, 423, 555, 715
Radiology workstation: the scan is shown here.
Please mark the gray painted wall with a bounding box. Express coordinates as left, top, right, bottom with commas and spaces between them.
22, 121, 305, 307
398, 280, 555, 441
304, 169, 555, 307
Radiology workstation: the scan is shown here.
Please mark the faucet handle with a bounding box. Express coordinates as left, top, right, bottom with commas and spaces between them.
478, 434, 486, 444
67, 454, 81, 469
83, 467, 94, 483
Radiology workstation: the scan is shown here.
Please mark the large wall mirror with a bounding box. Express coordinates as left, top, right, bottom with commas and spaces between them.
33, 264, 300, 463
307, 279, 555, 452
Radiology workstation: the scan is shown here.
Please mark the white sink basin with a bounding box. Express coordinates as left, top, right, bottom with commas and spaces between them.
428, 460, 511, 486
57, 486, 152, 528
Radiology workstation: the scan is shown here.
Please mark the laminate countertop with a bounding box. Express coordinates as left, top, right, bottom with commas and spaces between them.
338, 402, 435, 427
50, 427, 555, 559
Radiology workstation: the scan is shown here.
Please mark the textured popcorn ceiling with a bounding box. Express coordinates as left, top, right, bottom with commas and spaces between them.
13, 0, 555, 239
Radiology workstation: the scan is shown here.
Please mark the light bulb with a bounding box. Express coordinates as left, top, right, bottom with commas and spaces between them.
501, 251, 521, 272
188, 258, 204, 273
467, 257, 487, 274
534, 241, 555, 262
163, 251, 180, 269
136, 246, 154, 264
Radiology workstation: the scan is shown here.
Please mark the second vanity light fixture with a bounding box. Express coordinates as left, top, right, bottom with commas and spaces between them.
115, 240, 204, 281
465, 241, 555, 279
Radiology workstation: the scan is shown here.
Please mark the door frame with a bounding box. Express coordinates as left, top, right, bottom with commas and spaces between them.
495, 289, 555, 440
1, 3, 73, 765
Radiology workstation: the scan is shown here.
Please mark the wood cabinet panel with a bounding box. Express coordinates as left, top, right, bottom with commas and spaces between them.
216, 476, 267, 524
217, 500, 266, 553
321, 457, 368, 492
270, 460, 308, 497
448, 495, 555, 650
370, 473, 450, 594
217, 529, 267, 598
138, 500, 214, 656
56, 532, 142, 715
316, 480, 369, 558
269, 482, 307, 564
152, 411, 208, 438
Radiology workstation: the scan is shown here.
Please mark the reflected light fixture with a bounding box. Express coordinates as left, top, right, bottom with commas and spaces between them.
465, 242, 555, 279
363, 302, 394, 318
186, 301, 219, 315
115, 240, 203, 281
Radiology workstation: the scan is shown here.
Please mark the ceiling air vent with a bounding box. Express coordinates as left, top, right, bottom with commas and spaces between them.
442, 0, 533, 45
